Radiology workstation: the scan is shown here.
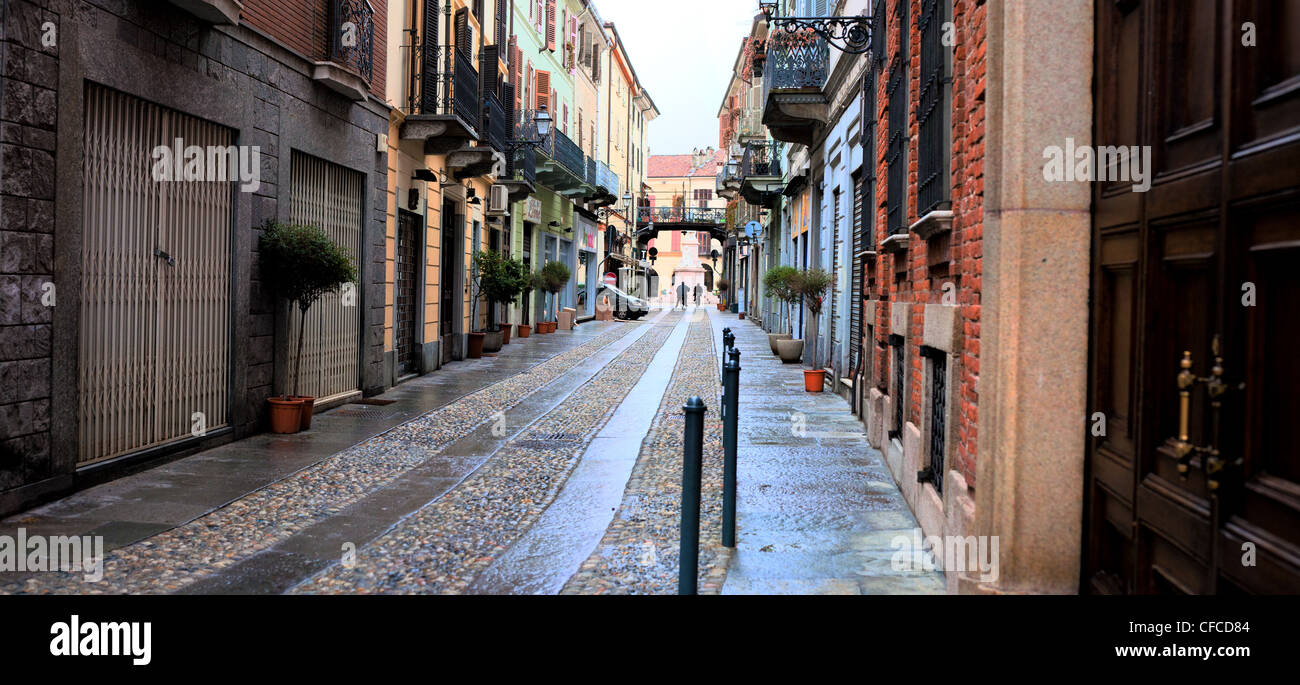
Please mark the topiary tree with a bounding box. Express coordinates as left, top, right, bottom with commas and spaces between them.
763, 265, 799, 333
259, 220, 357, 397
472, 251, 529, 332
521, 269, 545, 324
540, 260, 571, 321
794, 268, 834, 367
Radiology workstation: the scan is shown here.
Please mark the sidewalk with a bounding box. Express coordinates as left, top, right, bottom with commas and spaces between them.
0, 321, 625, 557
709, 312, 945, 594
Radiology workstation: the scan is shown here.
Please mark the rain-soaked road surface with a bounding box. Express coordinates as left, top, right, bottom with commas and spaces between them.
2, 306, 940, 595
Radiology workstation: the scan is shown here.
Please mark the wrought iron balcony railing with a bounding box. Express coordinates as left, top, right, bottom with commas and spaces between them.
636, 206, 727, 226
741, 140, 783, 178
761, 32, 829, 103
595, 160, 619, 195
327, 0, 375, 80
585, 156, 597, 187
737, 106, 765, 139
482, 91, 507, 156
716, 164, 742, 193
551, 129, 586, 179
511, 146, 537, 184
404, 42, 480, 131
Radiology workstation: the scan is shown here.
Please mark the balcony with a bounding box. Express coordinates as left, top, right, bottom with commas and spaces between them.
586, 159, 620, 206
312, 0, 375, 101
716, 165, 742, 200
500, 145, 536, 202
520, 110, 590, 195
168, 0, 241, 24
739, 140, 784, 207
400, 41, 481, 154
737, 106, 766, 140
447, 90, 506, 181
761, 31, 829, 147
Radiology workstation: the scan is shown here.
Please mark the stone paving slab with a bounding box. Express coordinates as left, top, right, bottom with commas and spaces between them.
711, 314, 946, 595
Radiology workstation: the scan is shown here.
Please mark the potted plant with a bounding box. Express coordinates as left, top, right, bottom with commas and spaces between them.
793, 268, 834, 392
259, 220, 358, 432
519, 270, 542, 337
763, 266, 798, 354
716, 278, 730, 311
541, 260, 571, 331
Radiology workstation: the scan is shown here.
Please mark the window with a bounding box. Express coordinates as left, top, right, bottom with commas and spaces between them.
889, 333, 905, 440
922, 346, 947, 494
885, 0, 908, 236
917, 0, 952, 215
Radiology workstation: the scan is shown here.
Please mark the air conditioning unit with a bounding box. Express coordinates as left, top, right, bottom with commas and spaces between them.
487, 185, 510, 215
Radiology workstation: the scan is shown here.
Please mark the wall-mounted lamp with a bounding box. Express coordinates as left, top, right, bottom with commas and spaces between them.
413, 168, 447, 185
466, 185, 481, 206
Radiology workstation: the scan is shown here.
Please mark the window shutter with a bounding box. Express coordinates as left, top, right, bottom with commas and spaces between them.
562, 102, 568, 135
481, 44, 500, 100
496, 0, 507, 47
546, 1, 557, 51
455, 8, 471, 57
536, 70, 551, 110
420, 0, 440, 113
511, 40, 523, 115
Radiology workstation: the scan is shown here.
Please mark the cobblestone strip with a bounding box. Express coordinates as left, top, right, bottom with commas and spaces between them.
2, 324, 636, 595
292, 312, 685, 594
560, 310, 731, 595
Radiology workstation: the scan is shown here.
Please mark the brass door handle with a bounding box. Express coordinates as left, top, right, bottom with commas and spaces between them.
1168, 339, 1236, 490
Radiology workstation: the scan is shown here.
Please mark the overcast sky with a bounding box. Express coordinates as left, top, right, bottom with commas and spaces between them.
598, 0, 757, 156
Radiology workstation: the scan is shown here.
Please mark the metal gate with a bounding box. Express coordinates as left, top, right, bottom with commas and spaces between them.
395, 210, 420, 377
79, 84, 232, 465
287, 151, 362, 402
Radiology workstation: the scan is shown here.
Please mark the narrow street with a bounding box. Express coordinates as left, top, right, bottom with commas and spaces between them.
0, 308, 933, 595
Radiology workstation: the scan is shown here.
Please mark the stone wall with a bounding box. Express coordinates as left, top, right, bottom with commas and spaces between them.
1, 0, 389, 516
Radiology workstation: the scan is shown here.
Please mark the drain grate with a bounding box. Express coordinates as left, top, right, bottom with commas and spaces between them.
333, 404, 403, 420
515, 432, 581, 450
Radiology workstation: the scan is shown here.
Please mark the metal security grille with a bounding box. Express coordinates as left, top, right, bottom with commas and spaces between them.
830, 189, 841, 372
395, 211, 419, 377
288, 151, 362, 402
850, 171, 863, 374
917, 0, 950, 215
889, 333, 905, 440
885, 0, 908, 236
79, 84, 232, 465
927, 348, 947, 494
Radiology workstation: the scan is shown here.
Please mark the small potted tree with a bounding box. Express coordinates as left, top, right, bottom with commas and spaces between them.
763, 265, 798, 354
475, 250, 528, 352
716, 278, 730, 311
259, 220, 357, 433
519, 270, 543, 337
793, 268, 834, 392
541, 260, 571, 332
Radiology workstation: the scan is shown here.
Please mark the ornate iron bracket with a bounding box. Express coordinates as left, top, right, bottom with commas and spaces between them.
759, 2, 872, 54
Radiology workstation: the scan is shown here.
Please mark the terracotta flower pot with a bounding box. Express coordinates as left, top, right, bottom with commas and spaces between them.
803, 369, 825, 393
290, 395, 315, 431
768, 333, 792, 355
268, 397, 305, 434
776, 338, 804, 364
739, 313, 746, 320
718, 303, 726, 311
498, 323, 512, 345
482, 329, 503, 353
467, 332, 485, 358
518, 325, 531, 338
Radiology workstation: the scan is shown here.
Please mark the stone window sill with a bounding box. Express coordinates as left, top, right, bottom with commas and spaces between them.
909, 209, 953, 242
879, 233, 909, 254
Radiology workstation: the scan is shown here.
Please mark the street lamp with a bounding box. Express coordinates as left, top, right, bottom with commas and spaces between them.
758, 2, 872, 55
710, 249, 719, 269
507, 105, 554, 152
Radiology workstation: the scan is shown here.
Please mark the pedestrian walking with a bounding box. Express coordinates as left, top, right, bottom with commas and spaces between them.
677, 282, 687, 310
693, 285, 701, 305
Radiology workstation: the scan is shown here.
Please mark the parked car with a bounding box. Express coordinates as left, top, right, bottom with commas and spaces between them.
597, 284, 649, 320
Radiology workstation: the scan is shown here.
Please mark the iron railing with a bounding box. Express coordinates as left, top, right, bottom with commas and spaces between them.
636, 206, 727, 226
917, 0, 950, 215
886, 0, 909, 235
482, 91, 507, 156
327, 0, 375, 80
761, 32, 828, 104
595, 160, 619, 195
717, 164, 742, 193
585, 156, 598, 188
404, 42, 480, 130
737, 106, 765, 139
552, 129, 586, 178
511, 145, 537, 184
740, 140, 783, 178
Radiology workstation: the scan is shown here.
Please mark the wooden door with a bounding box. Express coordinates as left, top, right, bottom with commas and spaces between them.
1085, 0, 1300, 594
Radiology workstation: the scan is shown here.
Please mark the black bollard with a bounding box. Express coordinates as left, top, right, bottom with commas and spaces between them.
722, 328, 735, 380
680, 396, 706, 595
723, 348, 741, 547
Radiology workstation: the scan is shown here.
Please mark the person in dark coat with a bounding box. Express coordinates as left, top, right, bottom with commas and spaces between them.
677, 282, 687, 310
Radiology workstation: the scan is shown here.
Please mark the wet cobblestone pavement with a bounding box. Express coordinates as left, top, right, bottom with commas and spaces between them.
292, 312, 684, 594
0, 323, 635, 595
561, 309, 732, 595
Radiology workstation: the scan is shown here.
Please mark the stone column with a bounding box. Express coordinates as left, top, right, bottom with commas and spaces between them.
965, 0, 1093, 594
